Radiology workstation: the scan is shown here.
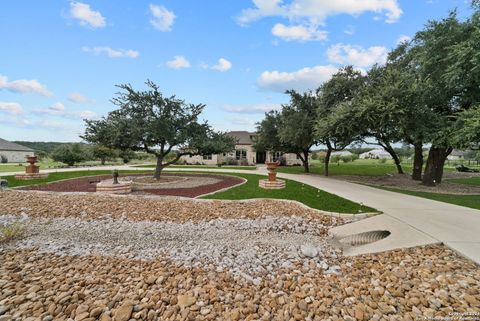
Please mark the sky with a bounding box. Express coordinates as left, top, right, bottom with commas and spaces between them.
0, 0, 474, 142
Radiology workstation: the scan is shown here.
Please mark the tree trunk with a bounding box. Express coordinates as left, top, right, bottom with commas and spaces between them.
302, 151, 310, 173
411, 142, 423, 181
383, 143, 404, 174
324, 148, 332, 177
154, 156, 164, 180
101, 158, 106, 165
422, 147, 451, 186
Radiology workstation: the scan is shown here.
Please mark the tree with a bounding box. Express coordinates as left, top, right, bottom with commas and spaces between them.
409, 10, 480, 185
51, 144, 86, 166
83, 80, 235, 179
277, 90, 320, 173
254, 91, 319, 173
316, 66, 365, 176
118, 149, 136, 164
91, 145, 118, 165
453, 106, 480, 150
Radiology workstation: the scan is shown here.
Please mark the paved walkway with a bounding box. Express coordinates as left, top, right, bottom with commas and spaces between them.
2, 164, 479, 264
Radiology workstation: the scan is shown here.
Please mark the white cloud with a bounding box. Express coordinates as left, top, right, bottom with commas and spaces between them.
68, 92, 91, 103
166, 56, 191, 69
396, 34, 411, 44
69, 2, 106, 28
0, 74, 53, 97
82, 46, 139, 58
229, 116, 256, 126
271, 23, 327, 41
258, 65, 338, 92
238, 0, 402, 25
343, 25, 355, 35
0, 102, 23, 115
33, 102, 97, 120
149, 4, 176, 32
224, 103, 280, 114
212, 58, 232, 72
50, 102, 66, 112
327, 43, 388, 67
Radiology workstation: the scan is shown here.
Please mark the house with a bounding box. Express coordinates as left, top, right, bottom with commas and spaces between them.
447, 150, 466, 161
359, 149, 392, 160
181, 131, 303, 166
0, 138, 34, 163
331, 151, 354, 157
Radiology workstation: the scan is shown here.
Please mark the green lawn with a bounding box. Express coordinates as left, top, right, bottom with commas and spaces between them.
2, 169, 374, 214
371, 185, 480, 211
133, 164, 257, 170
201, 172, 376, 214
277, 159, 413, 176
447, 177, 480, 186
3, 170, 152, 188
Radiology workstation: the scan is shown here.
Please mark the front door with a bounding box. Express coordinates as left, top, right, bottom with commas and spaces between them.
256, 152, 266, 164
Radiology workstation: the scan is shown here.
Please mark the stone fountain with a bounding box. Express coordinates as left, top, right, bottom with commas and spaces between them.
259, 160, 285, 189
96, 169, 132, 194
15, 155, 49, 180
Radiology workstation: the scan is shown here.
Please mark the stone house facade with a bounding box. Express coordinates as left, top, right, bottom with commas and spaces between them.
181, 131, 303, 166
0, 138, 34, 163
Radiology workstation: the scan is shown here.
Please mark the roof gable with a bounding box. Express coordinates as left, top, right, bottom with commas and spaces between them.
0, 138, 34, 152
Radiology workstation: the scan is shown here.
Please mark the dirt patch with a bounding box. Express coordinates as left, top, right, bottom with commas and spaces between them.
17, 173, 244, 198
337, 173, 480, 195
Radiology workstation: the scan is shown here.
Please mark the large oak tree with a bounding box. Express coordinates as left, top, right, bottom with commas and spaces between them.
83, 80, 235, 179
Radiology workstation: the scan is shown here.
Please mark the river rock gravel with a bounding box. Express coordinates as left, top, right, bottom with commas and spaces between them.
0, 190, 345, 224
0, 246, 479, 321
1, 215, 341, 278
1, 191, 479, 320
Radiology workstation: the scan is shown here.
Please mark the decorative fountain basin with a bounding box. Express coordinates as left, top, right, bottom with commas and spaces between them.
259, 160, 285, 189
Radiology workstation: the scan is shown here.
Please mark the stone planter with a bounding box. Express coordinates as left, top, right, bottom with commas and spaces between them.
259, 160, 285, 189
15, 155, 49, 180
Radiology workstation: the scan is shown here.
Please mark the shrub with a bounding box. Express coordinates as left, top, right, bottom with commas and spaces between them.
225, 157, 237, 165
331, 155, 341, 164
378, 158, 387, 164
51, 144, 87, 166
0, 221, 25, 243
0, 155, 7, 163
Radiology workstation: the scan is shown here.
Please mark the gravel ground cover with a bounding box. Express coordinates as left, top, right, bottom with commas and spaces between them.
0, 191, 344, 223
0, 246, 479, 320
1, 192, 479, 320
0, 214, 342, 277
16, 173, 244, 198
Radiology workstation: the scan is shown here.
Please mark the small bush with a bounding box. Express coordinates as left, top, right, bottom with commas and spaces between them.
378, 158, 387, 164
0, 221, 25, 243
0, 155, 7, 163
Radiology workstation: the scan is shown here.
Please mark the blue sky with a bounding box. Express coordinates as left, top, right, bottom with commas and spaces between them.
0, 0, 473, 142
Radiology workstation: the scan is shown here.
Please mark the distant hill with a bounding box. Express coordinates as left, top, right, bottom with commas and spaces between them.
12, 141, 78, 154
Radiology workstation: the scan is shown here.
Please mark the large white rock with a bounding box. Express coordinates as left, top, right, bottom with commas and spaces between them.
300, 244, 318, 258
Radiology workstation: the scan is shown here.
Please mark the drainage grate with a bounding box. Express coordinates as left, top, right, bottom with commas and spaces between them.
339, 230, 391, 246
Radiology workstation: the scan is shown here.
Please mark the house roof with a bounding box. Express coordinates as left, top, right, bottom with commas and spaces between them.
450, 149, 466, 157
0, 138, 33, 152
226, 131, 257, 145
360, 149, 390, 156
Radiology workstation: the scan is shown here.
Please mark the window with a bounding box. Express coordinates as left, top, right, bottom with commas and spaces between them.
203, 154, 212, 160
272, 152, 283, 161
235, 150, 247, 160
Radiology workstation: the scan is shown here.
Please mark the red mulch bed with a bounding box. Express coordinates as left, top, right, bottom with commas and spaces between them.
18, 173, 243, 198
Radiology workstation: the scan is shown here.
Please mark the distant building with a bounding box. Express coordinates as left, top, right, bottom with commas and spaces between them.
331, 151, 354, 157
359, 149, 392, 160
447, 150, 466, 161
0, 138, 34, 163
181, 131, 304, 166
